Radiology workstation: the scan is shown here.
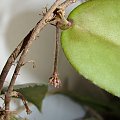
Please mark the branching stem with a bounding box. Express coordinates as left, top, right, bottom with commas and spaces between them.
0, 0, 78, 119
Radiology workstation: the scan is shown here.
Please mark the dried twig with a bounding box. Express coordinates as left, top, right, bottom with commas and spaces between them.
0, 0, 78, 119
10, 91, 31, 114
59, 0, 77, 10
4, 0, 62, 119
0, 30, 33, 92
49, 23, 61, 88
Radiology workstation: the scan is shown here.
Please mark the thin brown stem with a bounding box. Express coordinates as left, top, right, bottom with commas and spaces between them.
0, 30, 33, 93
11, 91, 31, 114
6, 0, 62, 94
49, 23, 61, 88
59, 0, 77, 10
18, 92, 31, 114
0, 0, 63, 93
4, 0, 62, 119
54, 23, 59, 73
0, 0, 78, 94
1, 0, 78, 119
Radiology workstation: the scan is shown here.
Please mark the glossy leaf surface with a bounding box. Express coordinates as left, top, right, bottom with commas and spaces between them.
61, 0, 120, 96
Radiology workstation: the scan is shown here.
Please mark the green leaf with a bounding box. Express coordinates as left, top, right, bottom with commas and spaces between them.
61, 0, 120, 96
2, 83, 48, 111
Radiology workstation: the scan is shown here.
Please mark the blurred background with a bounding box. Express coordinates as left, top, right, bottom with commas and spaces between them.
0, 0, 119, 120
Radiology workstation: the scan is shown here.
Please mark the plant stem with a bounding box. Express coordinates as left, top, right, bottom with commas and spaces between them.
1, 0, 78, 119
0, 30, 33, 93
54, 23, 59, 73
5, 1, 62, 119
49, 23, 61, 88
60, 0, 77, 10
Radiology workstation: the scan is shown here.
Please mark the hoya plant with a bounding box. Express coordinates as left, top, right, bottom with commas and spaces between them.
0, 0, 120, 120
61, 0, 120, 97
